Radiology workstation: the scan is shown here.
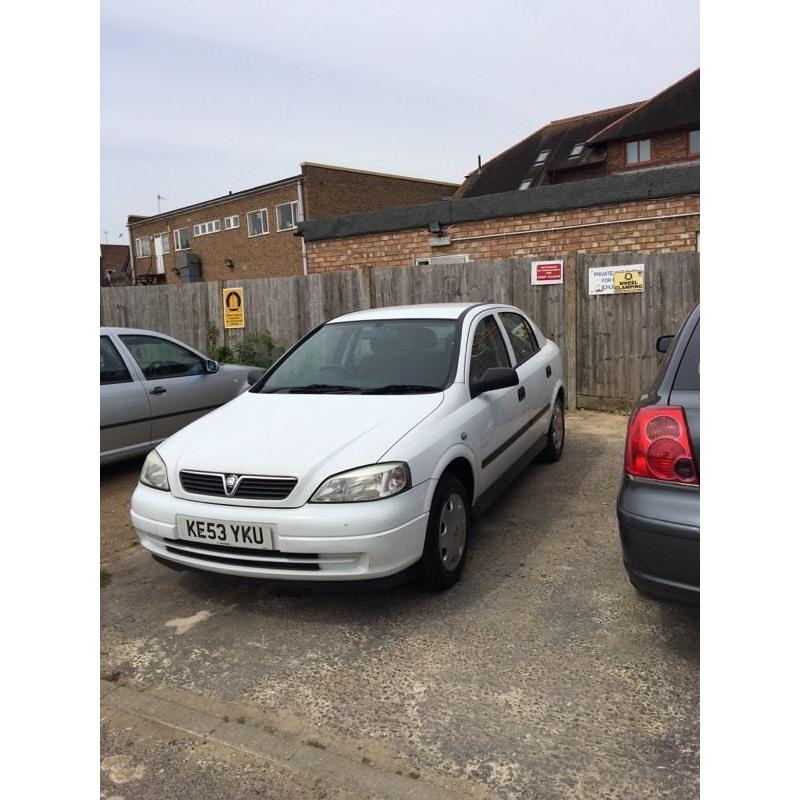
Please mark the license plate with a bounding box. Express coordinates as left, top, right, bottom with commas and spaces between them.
176, 516, 273, 550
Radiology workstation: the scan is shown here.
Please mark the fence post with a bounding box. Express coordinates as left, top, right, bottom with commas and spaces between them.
564, 252, 578, 411
358, 265, 375, 310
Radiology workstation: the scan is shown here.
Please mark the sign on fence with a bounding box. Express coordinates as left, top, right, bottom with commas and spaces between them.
588, 265, 645, 295
531, 260, 564, 285
223, 287, 245, 328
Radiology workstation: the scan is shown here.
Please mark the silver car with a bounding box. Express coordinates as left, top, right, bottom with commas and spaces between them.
101, 327, 256, 465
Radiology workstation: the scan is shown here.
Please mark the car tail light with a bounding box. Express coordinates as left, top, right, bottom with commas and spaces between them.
624, 406, 698, 484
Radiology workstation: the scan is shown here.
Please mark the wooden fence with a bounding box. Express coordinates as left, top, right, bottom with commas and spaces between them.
100, 251, 699, 410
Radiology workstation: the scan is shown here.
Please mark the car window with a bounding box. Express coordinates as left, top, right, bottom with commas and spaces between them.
260, 319, 458, 393
469, 315, 511, 384
120, 334, 206, 380
100, 336, 132, 385
499, 312, 540, 364
673, 321, 700, 391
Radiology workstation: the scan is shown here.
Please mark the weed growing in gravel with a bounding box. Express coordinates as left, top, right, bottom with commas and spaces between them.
305, 739, 326, 750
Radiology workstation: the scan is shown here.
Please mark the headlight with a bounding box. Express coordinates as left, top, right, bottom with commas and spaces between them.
140, 449, 170, 491
310, 462, 410, 503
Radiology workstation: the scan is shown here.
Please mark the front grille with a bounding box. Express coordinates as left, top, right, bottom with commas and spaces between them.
180, 471, 225, 496
163, 538, 321, 571
235, 477, 298, 500
179, 471, 298, 500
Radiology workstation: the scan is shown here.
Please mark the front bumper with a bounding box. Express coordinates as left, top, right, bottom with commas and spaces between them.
131, 481, 430, 581
617, 476, 700, 603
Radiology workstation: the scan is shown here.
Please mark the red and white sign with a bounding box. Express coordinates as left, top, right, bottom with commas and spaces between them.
531, 260, 564, 285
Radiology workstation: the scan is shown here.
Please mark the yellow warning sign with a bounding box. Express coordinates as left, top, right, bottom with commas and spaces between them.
613, 269, 645, 294
223, 287, 245, 329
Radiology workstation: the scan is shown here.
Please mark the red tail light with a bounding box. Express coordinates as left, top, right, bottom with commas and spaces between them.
624, 406, 698, 484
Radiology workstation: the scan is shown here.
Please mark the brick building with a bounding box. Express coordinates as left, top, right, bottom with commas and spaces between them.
299, 70, 700, 273
458, 69, 699, 196
126, 163, 457, 285
100, 244, 130, 287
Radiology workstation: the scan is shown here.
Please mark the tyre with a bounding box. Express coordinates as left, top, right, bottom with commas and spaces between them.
539, 395, 565, 462
421, 473, 470, 591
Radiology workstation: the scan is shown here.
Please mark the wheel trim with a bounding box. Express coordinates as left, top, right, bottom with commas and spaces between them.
552, 402, 564, 451
439, 493, 467, 571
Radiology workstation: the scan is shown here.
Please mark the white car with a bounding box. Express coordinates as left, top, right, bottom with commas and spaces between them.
131, 303, 565, 590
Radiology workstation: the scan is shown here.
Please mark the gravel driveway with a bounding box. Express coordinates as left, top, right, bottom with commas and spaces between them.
100, 410, 699, 800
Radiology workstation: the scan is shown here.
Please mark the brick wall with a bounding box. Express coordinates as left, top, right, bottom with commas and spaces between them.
305, 194, 700, 273
606, 129, 699, 174
302, 164, 456, 220
129, 181, 304, 285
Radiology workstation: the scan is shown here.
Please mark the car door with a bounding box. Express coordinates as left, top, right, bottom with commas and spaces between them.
118, 333, 227, 441
498, 311, 552, 445
465, 312, 526, 493
100, 335, 153, 462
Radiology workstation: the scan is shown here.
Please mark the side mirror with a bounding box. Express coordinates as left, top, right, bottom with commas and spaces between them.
205, 359, 219, 374
247, 368, 266, 387
471, 367, 519, 398
656, 335, 674, 354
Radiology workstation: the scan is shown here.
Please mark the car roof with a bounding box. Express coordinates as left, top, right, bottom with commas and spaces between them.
330, 303, 489, 323
101, 327, 169, 336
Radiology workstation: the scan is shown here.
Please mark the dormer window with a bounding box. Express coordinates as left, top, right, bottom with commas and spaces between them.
519, 178, 533, 190
569, 143, 585, 158
625, 139, 651, 165
534, 149, 550, 166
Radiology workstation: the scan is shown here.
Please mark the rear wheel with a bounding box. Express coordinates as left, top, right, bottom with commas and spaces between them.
539, 395, 565, 462
421, 474, 470, 591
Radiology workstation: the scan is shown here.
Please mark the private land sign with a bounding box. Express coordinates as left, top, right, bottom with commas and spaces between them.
588, 265, 645, 296
223, 287, 245, 328
531, 260, 564, 285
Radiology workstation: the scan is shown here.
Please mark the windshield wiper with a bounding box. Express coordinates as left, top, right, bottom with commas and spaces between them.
362, 384, 443, 394
282, 383, 363, 394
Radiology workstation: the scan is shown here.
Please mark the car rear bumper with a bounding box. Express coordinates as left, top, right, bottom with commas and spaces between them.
131, 482, 430, 582
617, 476, 699, 604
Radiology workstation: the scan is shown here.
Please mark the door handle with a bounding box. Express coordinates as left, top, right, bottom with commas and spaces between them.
546, 366, 552, 378
150, 386, 167, 395
517, 386, 526, 402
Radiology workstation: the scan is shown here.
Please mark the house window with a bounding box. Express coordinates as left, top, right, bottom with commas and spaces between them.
192, 219, 221, 236
157, 232, 170, 253
247, 209, 269, 237
135, 237, 151, 258
519, 178, 533, 190
569, 143, 585, 158
276, 201, 299, 231
173, 227, 190, 251
688, 129, 700, 154
224, 215, 239, 230
626, 139, 651, 164
534, 149, 550, 166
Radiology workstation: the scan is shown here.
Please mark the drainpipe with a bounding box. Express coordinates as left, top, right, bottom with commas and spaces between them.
297, 178, 308, 276
126, 224, 136, 284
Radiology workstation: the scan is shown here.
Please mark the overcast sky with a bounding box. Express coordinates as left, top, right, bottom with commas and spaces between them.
100, 0, 699, 243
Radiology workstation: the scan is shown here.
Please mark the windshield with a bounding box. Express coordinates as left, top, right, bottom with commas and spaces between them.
258, 319, 458, 394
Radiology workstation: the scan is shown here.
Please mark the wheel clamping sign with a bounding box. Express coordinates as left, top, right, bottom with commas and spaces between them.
223, 287, 245, 328
588, 265, 645, 295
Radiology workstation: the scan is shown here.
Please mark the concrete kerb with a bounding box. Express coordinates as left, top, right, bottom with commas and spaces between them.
101, 680, 489, 800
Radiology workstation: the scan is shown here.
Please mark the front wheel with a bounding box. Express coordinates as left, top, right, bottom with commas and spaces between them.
421, 474, 470, 591
539, 395, 565, 462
